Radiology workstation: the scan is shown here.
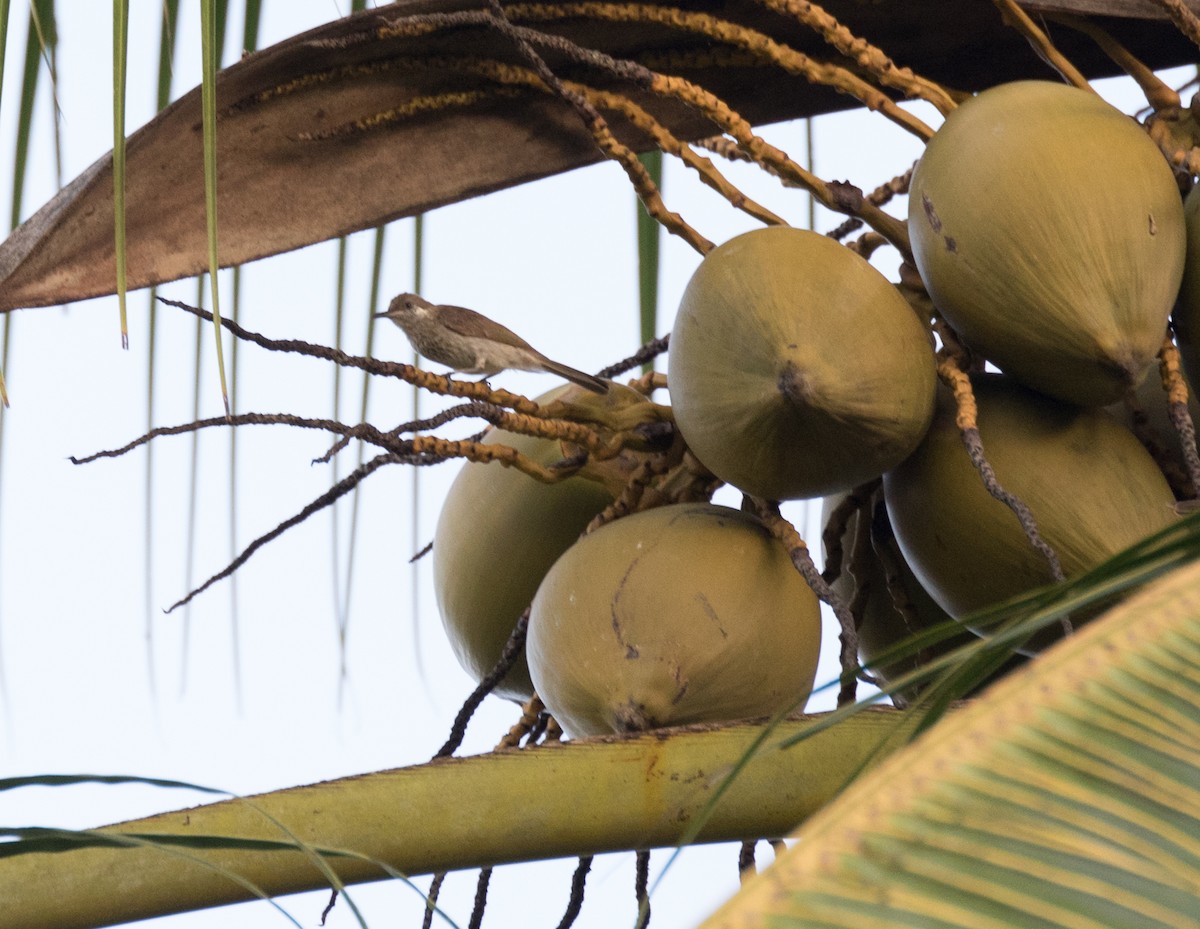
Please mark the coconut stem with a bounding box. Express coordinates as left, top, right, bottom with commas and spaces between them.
1159, 336, 1200, 498
1150, 0, 1200, 51
738, 840, 758, 882
555, 856, 594, 929
846, 231, 889, 259
1120, 388, 1195, 498
421, 874, 446, 929
935, 352, 1072, 636
846, 505, 877, 633
755, 0, 959, 115
992, 0, 1092, 91
868, 497, 927, 660
436, 609, 531, 758
821, 479, 881, 584
500, 694, 547, 748
468, 868, 492, 929
436, 677, 546, 929
958, 425, 1066, 586
1167, 405, 1200, 497
478, 2, 716, 255
634, 850, 652, 929
749, 497, 869, 706
1047, 13, 1180, 110
586, 459, 666, 533
598, 333, 670, 379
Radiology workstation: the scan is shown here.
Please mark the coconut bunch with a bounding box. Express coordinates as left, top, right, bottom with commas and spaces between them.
432, 381, 825, 737
661, 80, 1193, 704
836, 81, 1193, 687
432, 382, 656, 704
428, 80, 1200, 738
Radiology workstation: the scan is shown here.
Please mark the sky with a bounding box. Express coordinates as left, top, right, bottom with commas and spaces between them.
0, 2, 1179, 928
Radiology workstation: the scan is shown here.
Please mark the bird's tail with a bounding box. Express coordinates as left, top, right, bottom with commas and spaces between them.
541, 360, 609, 394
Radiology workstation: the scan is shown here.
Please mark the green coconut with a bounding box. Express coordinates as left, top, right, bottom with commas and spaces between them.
669, 226, 936, 501
433, 383, 646, 702
910, 80, 1185, 406
883, 374, 1178, 638
528, 503, 821, 738
822, 489, 1024, 701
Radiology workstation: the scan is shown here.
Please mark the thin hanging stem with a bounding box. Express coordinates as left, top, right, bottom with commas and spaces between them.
112, 0, 129, 348
330, 236, 348, 666
200, 0, 232, 416
0, 0, 13, 711
337, 225, 387, 707
180, 276, 206, 694
228, 268, 243, 710
144, 0, 179, 707
410, 212, 427, 690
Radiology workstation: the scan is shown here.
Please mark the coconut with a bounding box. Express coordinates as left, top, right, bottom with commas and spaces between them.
910, 80, 1185, 406
668, 226, 936, 501
528, 502, 821, 738
822, 489, 1025, 700
433, 383, 646, 702
883, 374, 1178, 639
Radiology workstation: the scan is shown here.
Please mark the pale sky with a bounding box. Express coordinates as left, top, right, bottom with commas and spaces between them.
0, 3, 1177, 927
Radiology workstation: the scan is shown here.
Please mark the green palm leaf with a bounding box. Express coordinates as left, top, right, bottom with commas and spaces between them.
699, 559, 1200, 929
0, 711, 907, 928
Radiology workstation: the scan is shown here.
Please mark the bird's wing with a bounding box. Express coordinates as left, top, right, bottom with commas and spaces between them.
439, 304, 536, 350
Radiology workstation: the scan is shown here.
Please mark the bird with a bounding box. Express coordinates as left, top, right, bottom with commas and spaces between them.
374, 293, 609, 394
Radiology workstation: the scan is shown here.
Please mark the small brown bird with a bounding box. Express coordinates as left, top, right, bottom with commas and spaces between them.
375, 293, 609, 394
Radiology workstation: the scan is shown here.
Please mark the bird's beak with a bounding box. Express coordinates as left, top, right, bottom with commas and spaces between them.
372, 311, 390, 319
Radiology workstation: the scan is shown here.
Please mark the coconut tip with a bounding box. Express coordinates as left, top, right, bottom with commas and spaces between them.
610, 701, 656, 734
777, 360, 817, 407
